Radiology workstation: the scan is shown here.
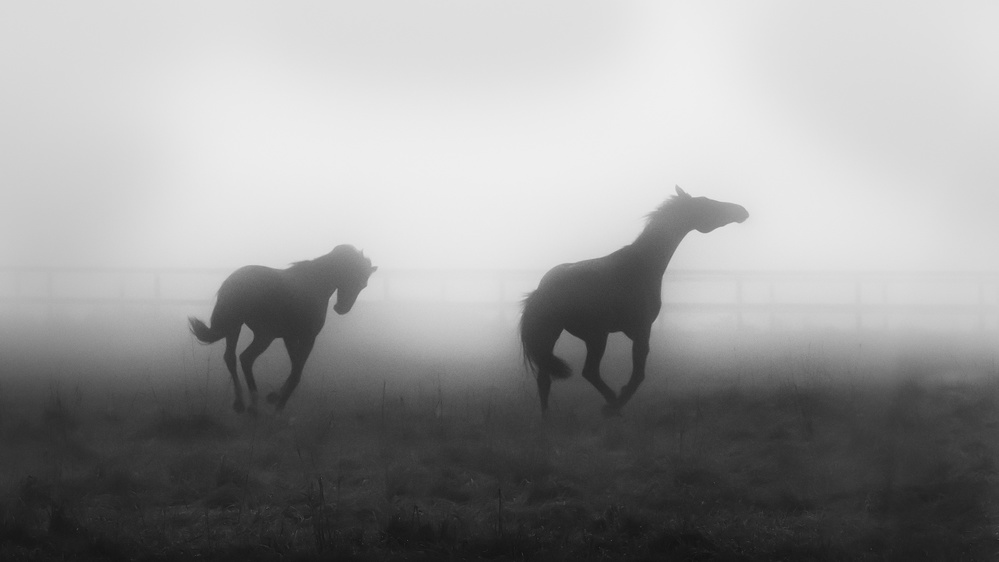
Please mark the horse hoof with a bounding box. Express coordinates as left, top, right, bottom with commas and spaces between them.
266, 392, 280, 405
233, 401, 246, 414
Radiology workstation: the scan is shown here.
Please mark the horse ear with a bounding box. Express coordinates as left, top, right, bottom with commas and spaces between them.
370, 266, 378, 274
675, 185, 690, 198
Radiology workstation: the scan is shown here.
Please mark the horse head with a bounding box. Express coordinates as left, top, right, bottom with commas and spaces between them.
329, 246, 378, 315
674, 185, 749, 233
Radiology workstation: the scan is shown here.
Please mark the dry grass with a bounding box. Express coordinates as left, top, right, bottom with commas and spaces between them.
1, 343, 998, 561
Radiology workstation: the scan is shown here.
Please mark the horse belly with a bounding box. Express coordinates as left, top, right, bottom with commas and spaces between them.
563, 304, 627, 336
234, 293, 319, 336
564, 297, 658, 336
237, 304, 281, 332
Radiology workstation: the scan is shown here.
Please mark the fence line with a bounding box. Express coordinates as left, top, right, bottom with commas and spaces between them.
1, 266, 998, 332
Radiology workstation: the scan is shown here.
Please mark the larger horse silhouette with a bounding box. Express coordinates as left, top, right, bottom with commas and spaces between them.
520, 186, 748, 416
189, 245, 377, 414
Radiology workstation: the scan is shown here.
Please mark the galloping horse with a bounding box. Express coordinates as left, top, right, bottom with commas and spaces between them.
520, 186, 748, 416
189, 245, 377, 414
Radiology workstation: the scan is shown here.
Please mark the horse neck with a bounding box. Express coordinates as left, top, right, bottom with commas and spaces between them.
297, 260, 342, 298
629, 221, 691, 279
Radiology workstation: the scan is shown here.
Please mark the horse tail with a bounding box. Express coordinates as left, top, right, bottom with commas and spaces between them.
189, 277, 244, 344
519, 291, 572, 380
188, 316, 225, 344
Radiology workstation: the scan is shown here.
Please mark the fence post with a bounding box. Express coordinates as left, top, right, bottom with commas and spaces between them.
735, 276, 744, 330
854, 277, 863, 332
881, 280, 888, 331
154, 272, 162, 315
768, 279, 776, 331
45, 268, 53, 323
979, 280, 986, 333
496, 272, 507, 325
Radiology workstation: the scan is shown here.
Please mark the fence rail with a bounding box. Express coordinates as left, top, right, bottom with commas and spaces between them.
2, 266, 998, 332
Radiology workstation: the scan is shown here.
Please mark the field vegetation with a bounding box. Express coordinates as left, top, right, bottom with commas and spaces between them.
1, 324, 997, 560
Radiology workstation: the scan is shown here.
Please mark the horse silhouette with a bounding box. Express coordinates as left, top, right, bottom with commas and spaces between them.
520, 186, 748, 416
189, 245, 377, 414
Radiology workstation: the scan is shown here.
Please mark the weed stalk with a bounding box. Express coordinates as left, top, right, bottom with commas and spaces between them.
496, 485, 503, 537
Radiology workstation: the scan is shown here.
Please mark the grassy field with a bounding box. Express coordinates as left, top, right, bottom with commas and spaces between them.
1, 329, 998, 561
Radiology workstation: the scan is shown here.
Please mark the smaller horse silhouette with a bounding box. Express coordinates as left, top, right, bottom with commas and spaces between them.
189, 245, 377, 414
520, 186, 748, 416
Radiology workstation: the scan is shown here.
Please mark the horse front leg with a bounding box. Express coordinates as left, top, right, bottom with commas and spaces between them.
268, 336, 315, 411
610, 329, 650, 414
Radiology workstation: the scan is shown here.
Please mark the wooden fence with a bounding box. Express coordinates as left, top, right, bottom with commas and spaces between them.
1, 266, 998, 333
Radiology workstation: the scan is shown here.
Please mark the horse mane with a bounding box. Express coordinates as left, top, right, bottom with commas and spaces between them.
643, 191, 690, 229
289, 245, 369, 272
288, 258, 320, 272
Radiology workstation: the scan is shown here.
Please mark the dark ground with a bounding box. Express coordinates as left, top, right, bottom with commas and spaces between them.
2, 325, 998, 561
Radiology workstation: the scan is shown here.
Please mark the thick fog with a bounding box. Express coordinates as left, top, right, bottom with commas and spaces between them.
3, 2, 998, 272
2, 3, 998, 402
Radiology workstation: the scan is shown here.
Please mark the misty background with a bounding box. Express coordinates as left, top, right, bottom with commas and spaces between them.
2, 2, 997, 408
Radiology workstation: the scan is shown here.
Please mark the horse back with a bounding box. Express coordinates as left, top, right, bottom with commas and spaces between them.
537, 254, 662, 332
216, 265, 329, 337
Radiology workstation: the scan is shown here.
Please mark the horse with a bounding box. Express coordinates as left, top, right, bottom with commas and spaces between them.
188, 245, 377, 414
520, 186, 748, 416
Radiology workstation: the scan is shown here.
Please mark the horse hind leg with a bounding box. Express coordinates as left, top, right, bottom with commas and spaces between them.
537, 372, 552, 415
521, 310, 570, 414
578, 333, 620, 416
268, 336, 315, 411
223, 332, 245, 413
239, 332, 275, 416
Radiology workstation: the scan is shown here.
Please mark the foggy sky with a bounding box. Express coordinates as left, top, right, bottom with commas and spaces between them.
2, 2, 997, 273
